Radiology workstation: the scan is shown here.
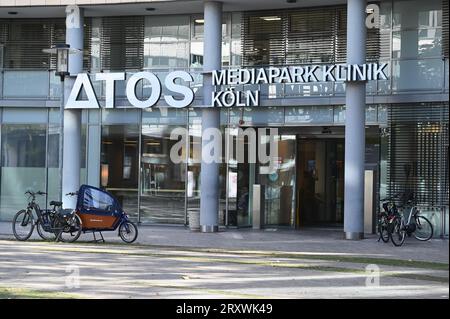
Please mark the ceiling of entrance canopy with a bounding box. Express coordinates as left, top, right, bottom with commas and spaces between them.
0, 0, 347, 18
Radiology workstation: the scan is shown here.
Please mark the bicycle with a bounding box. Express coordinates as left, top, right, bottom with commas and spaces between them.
377, 194, 401, 243
390, 199, 433, 247
11, 191, 82, 243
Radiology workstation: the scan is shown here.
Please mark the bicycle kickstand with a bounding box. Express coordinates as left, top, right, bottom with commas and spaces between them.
92, 231, 105, 243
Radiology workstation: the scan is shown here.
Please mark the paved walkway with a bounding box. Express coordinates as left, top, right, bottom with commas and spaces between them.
0, 222, 448, 298
0, 222, 448, 263
0, 239, 448, 299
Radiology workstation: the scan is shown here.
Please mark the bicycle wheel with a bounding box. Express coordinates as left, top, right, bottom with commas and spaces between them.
390, 216, 406, 247
12, 210, 34, 241
414, 216, 433, 241
378, 216, 390, 243
36, 219, 57, 241
55, 214, 82, 243
118, 221, 138, 244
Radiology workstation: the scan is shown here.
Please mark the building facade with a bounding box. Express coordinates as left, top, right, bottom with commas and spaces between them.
0, 0, 448, 237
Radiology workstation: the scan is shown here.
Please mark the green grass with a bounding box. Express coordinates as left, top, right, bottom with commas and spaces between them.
0, 286, 82, 299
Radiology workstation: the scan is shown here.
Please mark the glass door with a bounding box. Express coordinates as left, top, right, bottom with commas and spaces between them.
296, 139, 344, 227
259, 135, 297, 227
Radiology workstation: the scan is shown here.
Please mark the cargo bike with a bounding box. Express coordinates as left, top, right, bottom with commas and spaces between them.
12, 185, 138, 244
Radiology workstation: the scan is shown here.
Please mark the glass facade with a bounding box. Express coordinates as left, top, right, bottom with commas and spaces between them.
0, 0, 448, 236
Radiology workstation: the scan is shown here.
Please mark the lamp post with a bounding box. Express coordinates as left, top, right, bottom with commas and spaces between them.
43, 44, 79, 201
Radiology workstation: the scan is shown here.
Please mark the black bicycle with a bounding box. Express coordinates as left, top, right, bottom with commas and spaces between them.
390, 202, 434, 247
377, 194, 400, 243
12, 191, 82, 243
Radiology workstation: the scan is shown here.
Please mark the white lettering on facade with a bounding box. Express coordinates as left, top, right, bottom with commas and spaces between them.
66, 63, 388, 109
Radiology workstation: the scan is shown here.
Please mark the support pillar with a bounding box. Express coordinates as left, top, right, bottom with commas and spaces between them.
344, 0, 367, 240
62, 6, 83, 208
199, 1, 222, 232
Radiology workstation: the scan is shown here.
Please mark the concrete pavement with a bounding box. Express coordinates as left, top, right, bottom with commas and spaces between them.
0, 222, 448, 298
1, 222, 448, 263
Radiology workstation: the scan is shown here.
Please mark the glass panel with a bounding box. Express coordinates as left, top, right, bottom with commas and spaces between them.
227, 127, 254, 227
379, 129, 389, 201
418, 207, 443, 238
285, 106, 333, 124
241, 107, 284, 126
187, 109, 202, 217
100, 125, 139, 220
80, 124, 87, 184
49, 73, 62, 99
190, 15, 230, 68
2, 71, 49, 98
392, 29, 442, 59
231, 12, 242, 67
140, 108, 187, 224
144, 16, 190, 69
366, 105, 378, 123
378, 105, 388, 124
101, 108, 140, 124
0, 125, 47, 221
2, 108, 47, 124
47, 124, 60, 207
284, 82, 334, 97
392, 0, 442, 29
297, 140, 344, 226
392, 59, 444, 92
90, 17, 102, 72
379, 0, 392, 30
333, 105, 346, 124
259, 135, 296, 226
332, 105, 381, 124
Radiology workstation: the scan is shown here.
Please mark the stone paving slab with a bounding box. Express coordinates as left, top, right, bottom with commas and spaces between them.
0, 222, 448, 264
0, 240, 448, 299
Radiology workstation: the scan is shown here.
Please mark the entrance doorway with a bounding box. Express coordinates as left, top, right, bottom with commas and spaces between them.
246, 127, 346, 229
295, 139, 344, 227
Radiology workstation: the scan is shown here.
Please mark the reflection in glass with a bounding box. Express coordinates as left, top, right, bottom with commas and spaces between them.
144, 16, 190, 69
140, 108, 187, 224
0, 125, 47, 221
101, 125, 139, 220
260, 135, 296, 226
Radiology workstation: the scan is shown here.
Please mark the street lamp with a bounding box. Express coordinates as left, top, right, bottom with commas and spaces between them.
43, 44, 80, 202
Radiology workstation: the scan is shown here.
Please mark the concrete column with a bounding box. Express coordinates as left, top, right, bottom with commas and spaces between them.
344, 0, 367, 240
62, 5, 83, 208
199, 1, 222, 232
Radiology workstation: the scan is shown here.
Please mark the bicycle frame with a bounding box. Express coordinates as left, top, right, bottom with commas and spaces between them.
398, 206, 420, 229
25, 198, 42, 224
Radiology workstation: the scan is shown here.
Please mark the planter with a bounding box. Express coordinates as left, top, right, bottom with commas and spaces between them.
188, 210, 200, 232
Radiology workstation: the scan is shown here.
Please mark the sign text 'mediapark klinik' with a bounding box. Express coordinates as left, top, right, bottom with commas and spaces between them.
66, 63, 388, 109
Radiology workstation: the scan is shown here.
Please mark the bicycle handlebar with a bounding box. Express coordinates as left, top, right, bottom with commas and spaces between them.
65, 192, 78, 196
25, 190, 47, 196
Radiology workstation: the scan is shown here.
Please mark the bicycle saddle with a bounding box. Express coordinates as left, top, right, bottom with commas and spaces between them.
50, 201, 63, 207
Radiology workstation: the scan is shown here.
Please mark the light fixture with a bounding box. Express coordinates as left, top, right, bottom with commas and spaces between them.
42, 44, 79, 79
101, 164, 109, 187
195, 19, 205, 24
261, 16, 281, 21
